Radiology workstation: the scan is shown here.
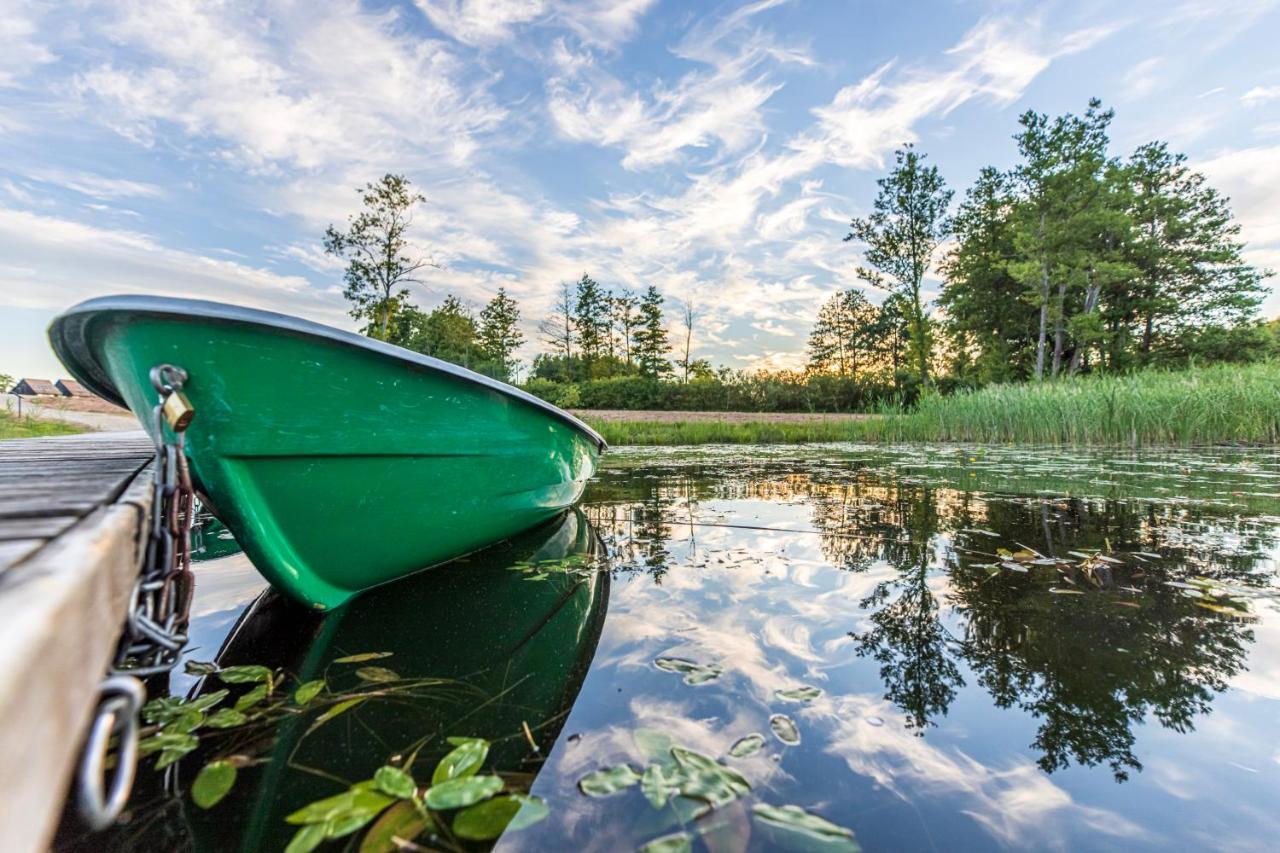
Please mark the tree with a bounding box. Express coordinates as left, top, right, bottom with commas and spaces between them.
390, 295, 477, 366
633, 285, 671, 378
807, 289, 879, 377
612, 289, 641, 367
1111, 141, 1265, 367
477, 288, 523, 380
538, 282, 576, 360
846, 145, 952, 387
939, 167, 1038, 382
324, 174, 437, 341
572, 273, 611, 366
678, 299, 697, 384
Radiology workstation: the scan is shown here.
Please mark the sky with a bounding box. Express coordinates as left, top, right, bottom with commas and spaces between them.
2, 0, 1279, 380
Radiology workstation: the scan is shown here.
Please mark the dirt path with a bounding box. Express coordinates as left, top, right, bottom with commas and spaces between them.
571, 409, 876, 423
6, 396, 137, 432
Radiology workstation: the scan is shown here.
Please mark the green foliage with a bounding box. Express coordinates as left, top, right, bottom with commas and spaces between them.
942, 100, 1267, 382
476, 287, 523, 380
0, 410, 86, 439
324, 174, 434, 341
572, 273, 611, 364
633, 284, 672, 378
846, 144, 952, 386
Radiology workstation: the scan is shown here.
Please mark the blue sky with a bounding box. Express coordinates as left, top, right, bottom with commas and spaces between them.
2, 0, 1279, 379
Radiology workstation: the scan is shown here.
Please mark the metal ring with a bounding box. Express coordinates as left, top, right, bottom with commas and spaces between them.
149, 364, 188, 395
76, 675, 146, 831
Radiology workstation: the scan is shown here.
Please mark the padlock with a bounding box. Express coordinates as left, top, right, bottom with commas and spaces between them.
162, 390, 195, 431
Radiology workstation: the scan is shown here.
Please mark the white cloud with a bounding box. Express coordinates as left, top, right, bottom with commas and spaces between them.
414, 0, 655, 48
1241, 85, 1280, 107
0, 0, 54, 87
0, 206, 344, 321
73, 0, 505, 171
546, 1, 807, 170
26, 168, 163, 200
1123, 57, 1163, 99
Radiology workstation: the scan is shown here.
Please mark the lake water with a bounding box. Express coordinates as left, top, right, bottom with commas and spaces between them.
67, 444, 1280, 852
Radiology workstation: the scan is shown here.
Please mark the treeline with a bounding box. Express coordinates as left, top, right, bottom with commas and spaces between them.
814, 99, 1273, 388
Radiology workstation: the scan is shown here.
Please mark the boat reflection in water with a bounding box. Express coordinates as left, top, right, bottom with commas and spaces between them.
103, 509, 608, 853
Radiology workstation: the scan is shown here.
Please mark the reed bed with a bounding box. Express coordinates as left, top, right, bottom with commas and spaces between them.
589, 362, 1280, 447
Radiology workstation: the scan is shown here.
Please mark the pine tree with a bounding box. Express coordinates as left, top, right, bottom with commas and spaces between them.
477, 287, 523, 380
846, 145, 952, 387
632, 285, 671, 378
612, 289, 641, 367
572, 273, 610, 365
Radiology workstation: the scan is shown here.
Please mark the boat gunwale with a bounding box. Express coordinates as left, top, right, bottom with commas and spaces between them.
47, 294, 607, 451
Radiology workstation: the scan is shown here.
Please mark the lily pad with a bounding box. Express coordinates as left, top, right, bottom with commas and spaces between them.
640, 763, 681, 808
358, 800, 432, 853
729, 733, 765, 757
770, 714, 800, 745
433, 737, 490, 785
452, 795, 522, 841
191, 760, 237, 809
655, 657, 724, 686
775, 685, 823, 703
373, 765, 417, 799
578, 764, 641, 797
752, 803, 858, 850
294, 680, 324, 705
639, 830, 694, 853
423, 775, 504, 810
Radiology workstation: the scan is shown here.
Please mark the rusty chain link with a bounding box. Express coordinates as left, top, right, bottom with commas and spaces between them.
77, 363, 197, 830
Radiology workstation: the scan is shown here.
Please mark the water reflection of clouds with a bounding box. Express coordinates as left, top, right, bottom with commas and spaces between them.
812, 694, 1147, 849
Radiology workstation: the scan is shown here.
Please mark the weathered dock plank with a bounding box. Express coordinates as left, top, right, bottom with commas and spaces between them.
0, 431, 155, 853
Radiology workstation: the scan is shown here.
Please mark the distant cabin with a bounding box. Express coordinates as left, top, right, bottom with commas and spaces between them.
10, 378, 57, 396
55, 379, 92, 398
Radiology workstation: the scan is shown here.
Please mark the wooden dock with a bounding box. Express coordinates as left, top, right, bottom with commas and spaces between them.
0, 431, 155, 852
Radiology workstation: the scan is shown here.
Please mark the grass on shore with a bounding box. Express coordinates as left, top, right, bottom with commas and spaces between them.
0, 411, 88, 440
589, 361, 1280, 447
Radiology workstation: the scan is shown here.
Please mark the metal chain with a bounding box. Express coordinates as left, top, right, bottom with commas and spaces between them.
77, 363, 197, 831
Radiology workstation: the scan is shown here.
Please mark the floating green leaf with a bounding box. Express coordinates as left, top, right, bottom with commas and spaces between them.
191, 760, 237, 809
358, 800, 432, 853
373, 765, 417, 799
286, 786, 394, 825
640, 763, 681, 808
671, 747, 750, 809
432, 737, 489, 785
333, 652, 393, 664
452, 795, 522, 841
655, 657, 723, 686
775, 686, 823, 703
751, 804, 858, 850
639, 830, 693, 853
294, 680, 324, 705
284, 823, 327, 853
355, 666, 400, 683
217, 665, 274, 684
506, 794, 549, 831
307, 697, 365, 733
234, 683, 270, 713
423, 775, 504, 810
770, 714, 800, 745
633, 728, 676, 761
577, 765, 641, 797
205, 708, 247, 729
184, 660, 219, 676
729, 734, 765, 757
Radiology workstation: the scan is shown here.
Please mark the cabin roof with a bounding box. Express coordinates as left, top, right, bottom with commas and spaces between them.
55, 379, 91, 397
11, 378, 57, 395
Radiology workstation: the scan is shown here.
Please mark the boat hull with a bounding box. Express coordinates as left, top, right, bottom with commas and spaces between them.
49, 297, 604, 609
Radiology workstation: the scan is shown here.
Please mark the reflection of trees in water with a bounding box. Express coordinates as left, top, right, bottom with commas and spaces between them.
585, 462, 1271, 783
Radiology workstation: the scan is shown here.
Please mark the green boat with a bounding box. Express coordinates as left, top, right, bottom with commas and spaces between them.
48, 295, 606, 610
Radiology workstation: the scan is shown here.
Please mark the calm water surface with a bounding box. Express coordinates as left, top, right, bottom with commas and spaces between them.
76, 444, 1280, 852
